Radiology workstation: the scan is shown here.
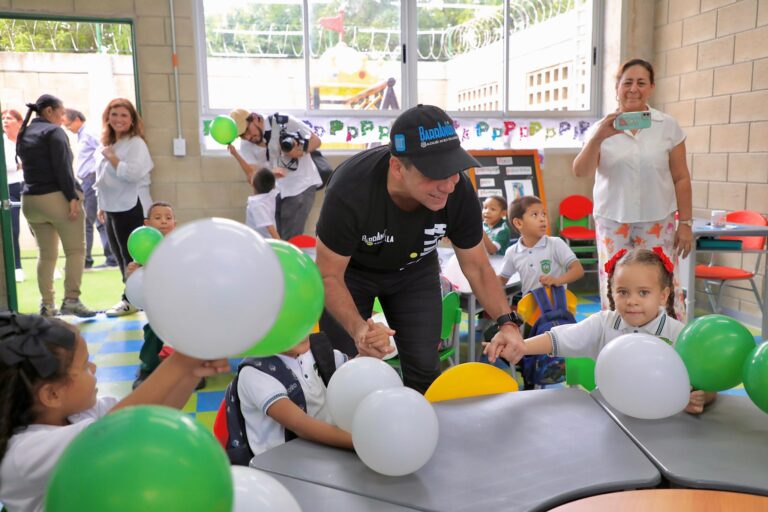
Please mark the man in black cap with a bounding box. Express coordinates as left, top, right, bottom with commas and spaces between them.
316, 105, 525, 393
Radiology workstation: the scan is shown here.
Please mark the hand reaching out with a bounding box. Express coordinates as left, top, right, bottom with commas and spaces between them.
354, 318, 395, 359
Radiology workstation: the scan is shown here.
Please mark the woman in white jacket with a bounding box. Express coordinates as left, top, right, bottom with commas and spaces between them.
95, 98, 153, 317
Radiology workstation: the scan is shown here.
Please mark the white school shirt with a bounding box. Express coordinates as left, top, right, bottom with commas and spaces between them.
238, 349, 347, 458
94, 136, 153, 215
0, 397, 117, 512
498, 236, 578, 295
3, 134, 22, 185
245, 189, 279, 238
265, 114, 321, 198
587, 107, 686, 224
548, 308, 684, 360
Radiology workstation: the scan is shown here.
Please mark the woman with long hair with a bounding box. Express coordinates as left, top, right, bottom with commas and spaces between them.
2, 108, 25, 282
15, 94, 95, 317
95, 98, 153, 317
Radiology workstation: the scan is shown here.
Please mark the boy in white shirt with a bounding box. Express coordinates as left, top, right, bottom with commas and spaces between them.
498, 196, 584, 294
245, 167, 280, 239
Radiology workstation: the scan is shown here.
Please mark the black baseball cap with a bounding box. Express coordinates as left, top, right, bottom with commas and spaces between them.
389, 105, 480, 180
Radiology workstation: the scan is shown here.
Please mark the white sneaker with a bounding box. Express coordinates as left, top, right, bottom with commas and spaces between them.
15, 268, 24, 283
106, 299, 139, 317
53, 268, 62, 280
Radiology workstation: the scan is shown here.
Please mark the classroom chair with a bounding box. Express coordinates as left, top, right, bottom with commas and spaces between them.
385, 291, 463, 371
287, 234, 317, 248
517, 287, 596, 391
558, 194, 598, 274
695, 210, 767, 314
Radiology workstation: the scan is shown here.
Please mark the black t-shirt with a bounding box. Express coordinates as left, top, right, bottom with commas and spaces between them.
317, 145, 482, 272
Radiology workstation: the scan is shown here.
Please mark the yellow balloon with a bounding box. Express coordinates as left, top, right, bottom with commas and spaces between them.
425, 362, 518, 403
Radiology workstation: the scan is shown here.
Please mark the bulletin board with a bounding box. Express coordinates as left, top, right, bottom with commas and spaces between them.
466, 149, 547, 213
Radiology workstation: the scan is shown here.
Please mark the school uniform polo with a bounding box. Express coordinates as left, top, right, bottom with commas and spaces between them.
237, 349, 347, 457
498, 236, 578, 295
588, 107, 686, 223
548, 308, 684, 360
0, 397, 117, 512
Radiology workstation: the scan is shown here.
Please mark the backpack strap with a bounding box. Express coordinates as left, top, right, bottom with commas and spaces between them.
309, 332, 337, 387
531, 287, 555, 315
551, 285, 568, 313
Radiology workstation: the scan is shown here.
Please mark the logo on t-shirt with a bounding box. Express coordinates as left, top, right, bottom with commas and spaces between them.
362, 230, 394, 246
420, 223, 447, 257
540, 259, 552, 274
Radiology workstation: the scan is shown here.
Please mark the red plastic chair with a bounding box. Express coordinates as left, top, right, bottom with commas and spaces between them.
558, 195, 597, 272
212, 400, 229, 448
288, 234, 317, 248
695, 210, 767, 313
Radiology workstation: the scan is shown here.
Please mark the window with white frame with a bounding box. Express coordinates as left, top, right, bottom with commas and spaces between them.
195, 0, 600, 150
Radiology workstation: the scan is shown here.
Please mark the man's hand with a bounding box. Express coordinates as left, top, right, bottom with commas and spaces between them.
272, 167, 287, 179
353, 318, 395, 359
284, 141, 305, 160
484, 325, 525, 364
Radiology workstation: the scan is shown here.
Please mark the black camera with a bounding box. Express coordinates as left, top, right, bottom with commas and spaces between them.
274, 114, 308, 153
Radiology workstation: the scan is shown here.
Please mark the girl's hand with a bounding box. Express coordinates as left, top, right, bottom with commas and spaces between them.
227, 144, 238, 157
172, 352, 231, 377
68, 199, 80, 221
125, 262, 140, 278
684, 390, 707, 414
674, 224, 693, 258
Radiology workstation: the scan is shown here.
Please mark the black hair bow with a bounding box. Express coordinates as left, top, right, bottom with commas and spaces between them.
0, 312, 75, 378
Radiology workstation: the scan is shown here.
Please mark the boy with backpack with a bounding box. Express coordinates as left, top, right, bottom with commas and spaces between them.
219, 332, 354, 465
493, 195, 585, 388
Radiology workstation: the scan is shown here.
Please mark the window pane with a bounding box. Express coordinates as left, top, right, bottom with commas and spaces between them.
508, 0, 593, 112
203, 0, 306, 111
307, 1, 401, 111
417, 0, 504, 112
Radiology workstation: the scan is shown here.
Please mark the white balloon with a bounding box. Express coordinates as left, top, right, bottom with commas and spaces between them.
231, 466, 301, 512
595, 333, 691, 420
124, 267, 146, 310
143, 218, 284, 359
327, 357, 403, 431
352, 387, 439, 476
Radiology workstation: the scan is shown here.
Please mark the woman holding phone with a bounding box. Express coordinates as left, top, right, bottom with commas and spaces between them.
572, 58, 692, 318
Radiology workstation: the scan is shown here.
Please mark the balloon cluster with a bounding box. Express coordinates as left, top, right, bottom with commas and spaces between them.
126, 219, 324, 359
676, 315, 765, 414
327, 357, 439, 476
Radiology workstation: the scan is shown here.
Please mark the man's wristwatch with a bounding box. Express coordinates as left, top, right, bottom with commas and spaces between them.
496, 312, 523, 329
679, 219, 694, 227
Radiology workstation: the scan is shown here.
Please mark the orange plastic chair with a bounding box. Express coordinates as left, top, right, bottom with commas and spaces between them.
695, 210, 767, 313
288, 234, 317, 248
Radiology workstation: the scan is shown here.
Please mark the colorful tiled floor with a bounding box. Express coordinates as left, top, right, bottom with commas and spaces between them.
77, 293, 762, 432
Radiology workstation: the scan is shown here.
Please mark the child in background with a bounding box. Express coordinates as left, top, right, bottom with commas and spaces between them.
127, 202, 189, 389
485, 247, 716, 414
498, 196, 584, 294
246, 167, 280, 239
225, 333, 356, 464
0, 312, 229, 511
481, 195, 512, 255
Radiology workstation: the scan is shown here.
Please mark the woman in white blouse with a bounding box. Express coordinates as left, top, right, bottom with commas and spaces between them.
2, 109, 24, 282
95, 98, 153, 317
572, 58, 692, 318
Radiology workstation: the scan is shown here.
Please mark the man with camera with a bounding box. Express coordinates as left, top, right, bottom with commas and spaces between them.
228, 110, 322, 240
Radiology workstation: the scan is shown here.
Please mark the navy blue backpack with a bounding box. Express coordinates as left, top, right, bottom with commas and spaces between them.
520, 286, 576, 389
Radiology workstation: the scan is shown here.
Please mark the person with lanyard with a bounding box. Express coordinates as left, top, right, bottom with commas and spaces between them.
63, 109, 117, 271
226, 110, 322, 240
316, 104, 526, 393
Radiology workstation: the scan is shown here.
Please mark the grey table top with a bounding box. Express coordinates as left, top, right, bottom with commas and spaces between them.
269, 473, 421, 511
251, 388, 660, 512
591, 390, 768, 496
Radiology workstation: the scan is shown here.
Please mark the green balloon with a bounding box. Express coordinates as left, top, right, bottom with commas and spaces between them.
675, 314, 756, 391
210, 115, 238, 145
127, 226, 163, 265
243, 240, 324, 356
743, 343, 768, 414
46, 406, 233, 512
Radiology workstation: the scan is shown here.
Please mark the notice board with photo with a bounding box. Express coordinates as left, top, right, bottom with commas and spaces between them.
466, 150, 547, 213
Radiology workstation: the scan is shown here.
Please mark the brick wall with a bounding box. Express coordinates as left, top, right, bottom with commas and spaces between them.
654, 0, 768, 319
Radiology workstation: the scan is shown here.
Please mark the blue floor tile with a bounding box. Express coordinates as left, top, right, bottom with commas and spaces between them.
80, 330, 111, 344
98, 340, 144, 354
96, 364, 139, 383
196, 390, 226, 412
111, 320, 145, 331
720, 387, 748, 397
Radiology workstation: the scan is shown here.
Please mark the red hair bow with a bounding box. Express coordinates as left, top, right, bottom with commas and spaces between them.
652, 246, 674, 273
604, 249, 627, 275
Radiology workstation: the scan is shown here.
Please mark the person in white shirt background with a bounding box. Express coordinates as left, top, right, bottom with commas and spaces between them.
2, 109, 25, 283
245, 167, 280, 239
572, 58, 693, 319
94, 98, 153, 317
63, 109, 118, 271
